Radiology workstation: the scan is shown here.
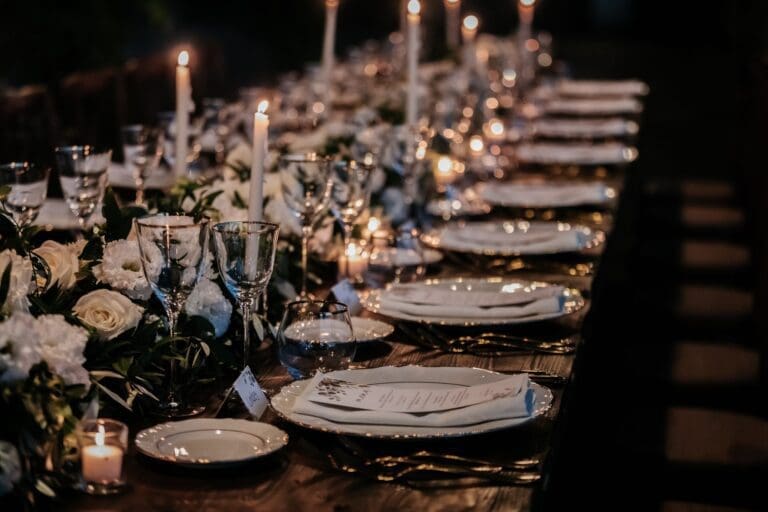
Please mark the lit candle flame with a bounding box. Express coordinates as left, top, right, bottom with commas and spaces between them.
367, 216, 381, 233
437, 156, 453, 174
407, 0, 421, 16
177, 50, 189, 67
489, 119, 505, 136
95, 424, 106, 447
469, 135, 484, 153
257, 100, 269, 114
463, 15, 479, 31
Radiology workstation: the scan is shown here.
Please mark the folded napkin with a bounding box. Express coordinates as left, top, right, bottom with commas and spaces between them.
544, 98, 642, 115
441, 226, 584, 254
481, 182, 609, 208
532, 118, 636, 138
377, 285, 563, 319
515, 142, 632, 165
557, 79, 649, 97
292, 371, 534, 427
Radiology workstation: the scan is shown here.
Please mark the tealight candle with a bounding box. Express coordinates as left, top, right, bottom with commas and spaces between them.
77, 419, 128, 495
434, 156, 457, 188
339, 241, 369, 283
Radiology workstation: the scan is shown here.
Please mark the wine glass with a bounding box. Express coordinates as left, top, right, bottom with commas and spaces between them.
54, 146, 111, 235
279, 153, 333, 298
121, 125, 164, 206
134, 214, 209, 417
212, 221, 279, 369
330, 159, 374, 249
277, 300, 355, 380
0, 162, 50, 226
366, 227, 426, 289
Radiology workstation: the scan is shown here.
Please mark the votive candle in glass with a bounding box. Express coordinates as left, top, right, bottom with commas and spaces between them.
76, 419, 128, 495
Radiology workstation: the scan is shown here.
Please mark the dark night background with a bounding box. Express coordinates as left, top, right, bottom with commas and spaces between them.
2, 1, 768, 90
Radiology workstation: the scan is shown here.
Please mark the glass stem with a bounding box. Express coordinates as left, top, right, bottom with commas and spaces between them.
166, 307, 179, 406
135, 173, 145, 206
241, 298, 254, 370
342, 223, 353, 250
301, 225, 312, 298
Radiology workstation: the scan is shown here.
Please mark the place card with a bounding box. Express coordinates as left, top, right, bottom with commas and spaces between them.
330, 279, 363, 315
303, 373, 529, 413
233, 367, 268, 420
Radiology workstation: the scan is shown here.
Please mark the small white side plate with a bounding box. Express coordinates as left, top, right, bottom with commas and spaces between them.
135, 419, 288, 467
351, 317, 394, 342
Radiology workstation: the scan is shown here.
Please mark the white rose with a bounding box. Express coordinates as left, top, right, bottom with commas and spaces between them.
73, 289, 144, 341
33, 240, 81, 291
93, 240, 152, 300
185, 278, 232, 337
0, 250, 33, 314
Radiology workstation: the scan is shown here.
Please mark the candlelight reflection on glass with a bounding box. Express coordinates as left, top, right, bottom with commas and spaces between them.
76, 419, 128, 495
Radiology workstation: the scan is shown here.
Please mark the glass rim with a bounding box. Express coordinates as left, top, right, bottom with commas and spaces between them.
285, 299, 350, 313
54, 145, 112, 157
75, 418, 128, 435
135, 214, 210, 228
278, 152, 331, 164
212, 220, 279, 234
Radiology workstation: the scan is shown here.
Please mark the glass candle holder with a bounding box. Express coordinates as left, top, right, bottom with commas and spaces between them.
76, 419, 128, 495
338, 240, 369, 285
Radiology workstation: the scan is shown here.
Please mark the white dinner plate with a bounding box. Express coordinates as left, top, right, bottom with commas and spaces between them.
478, 181, 616, 209
351, 317, 394, 342
108, 162, 176, 190
361, 277, 584, 326
34, 199, 106, 231
515, 142, 638, 165
422, 220, 604, 257
270, 366, 553, 439
134, 419, 288, 467
531, 118, 639, 139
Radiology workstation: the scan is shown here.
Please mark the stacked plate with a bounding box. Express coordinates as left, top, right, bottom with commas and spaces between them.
271, 366, 553, 439
478, 181, 615, 209
423, 220, 604, 257
361, 277, 584, 326
515, 142, 638, 165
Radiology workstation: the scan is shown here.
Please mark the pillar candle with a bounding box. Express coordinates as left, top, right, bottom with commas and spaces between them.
406, 0, 421, 128
175, 50, 191, 179
81, 426, 123, 483
321, 0, 339, 114
444, 0, 460, 50
248, 101, 269, 222
517, 0, 536, 88
461, 15, 478, 74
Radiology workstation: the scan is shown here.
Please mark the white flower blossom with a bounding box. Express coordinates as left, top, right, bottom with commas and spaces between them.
33, 240, 82, 291
0, 312, 89, 386
0, 250, 33, 314
185, 278, 232, 337
93, 240, 152, 300
36, 314, 90, 386
73, 289, 144, 341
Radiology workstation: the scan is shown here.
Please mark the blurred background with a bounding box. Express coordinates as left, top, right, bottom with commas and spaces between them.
1, 0, 767, 163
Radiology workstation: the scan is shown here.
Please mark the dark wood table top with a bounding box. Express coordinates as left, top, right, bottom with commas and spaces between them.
64, 173, 620, 512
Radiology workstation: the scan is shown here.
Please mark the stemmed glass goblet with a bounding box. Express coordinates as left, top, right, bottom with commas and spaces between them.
54, 146, 112, 236
212, 221, 279, 369
0, 162, 50, 227
330, 159, 374, 249
121, 125, 165, 206
135, 214, 209, 417
279, 153, 333, 299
